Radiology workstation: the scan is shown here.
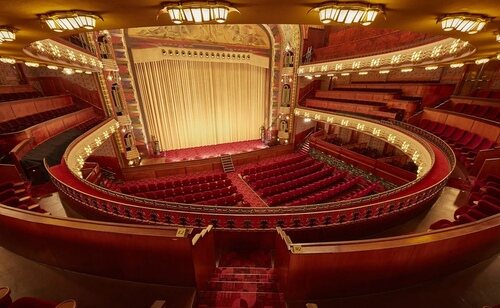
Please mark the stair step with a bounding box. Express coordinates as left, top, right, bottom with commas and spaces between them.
197, 291, 285, 308
213, 273, 277, 282
207, 281, 279, 292
216, 267, 274, 275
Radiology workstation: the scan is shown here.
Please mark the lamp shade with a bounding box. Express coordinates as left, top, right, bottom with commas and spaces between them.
438, 14, 490, 34
314, 2, 383, 26
0, 27, 16, 41
41, 11, 100, 32
161, 1, 238, 24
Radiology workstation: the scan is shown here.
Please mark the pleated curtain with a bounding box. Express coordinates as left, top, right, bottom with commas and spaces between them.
134, 59, 267, 150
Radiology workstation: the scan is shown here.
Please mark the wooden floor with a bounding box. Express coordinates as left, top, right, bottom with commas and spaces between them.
10, 185, 499, 307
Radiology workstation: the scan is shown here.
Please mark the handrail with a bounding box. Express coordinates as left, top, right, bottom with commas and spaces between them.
279, 214, 500, 250
59, 117, 450, 215
191, 224, 213, 246
52, 114, 456, 230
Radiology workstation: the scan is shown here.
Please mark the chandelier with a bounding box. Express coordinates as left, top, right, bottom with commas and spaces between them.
438, 14, 491, 34
40, 11, 101, 32
312, 1, 384, 26
160, 1, 239, 24
0, 27, 16, 43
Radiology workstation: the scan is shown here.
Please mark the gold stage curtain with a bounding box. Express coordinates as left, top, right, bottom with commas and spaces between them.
134, 59, 267, 150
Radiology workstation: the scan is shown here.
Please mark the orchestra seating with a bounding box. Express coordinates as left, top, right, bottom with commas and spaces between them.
117, 173, 243, 206
438, 96, 500, 122
429, 175, 500, 230
241, 153, 381, 206
0, 105, 82, 134
0, 181, 47, 214
417, 119, 496, 170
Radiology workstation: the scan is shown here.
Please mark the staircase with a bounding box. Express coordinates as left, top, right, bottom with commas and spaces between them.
196, 267, 285, 308
221, 154, 235, 173
299, 139, 311, 154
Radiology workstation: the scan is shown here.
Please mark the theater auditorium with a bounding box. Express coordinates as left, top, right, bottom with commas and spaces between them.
0, 0, 499, 307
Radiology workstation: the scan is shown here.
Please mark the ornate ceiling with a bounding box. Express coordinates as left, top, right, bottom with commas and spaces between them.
0, 0, 499, 62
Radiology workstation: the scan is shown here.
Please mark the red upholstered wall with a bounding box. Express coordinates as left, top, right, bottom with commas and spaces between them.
313, 27, 442, 61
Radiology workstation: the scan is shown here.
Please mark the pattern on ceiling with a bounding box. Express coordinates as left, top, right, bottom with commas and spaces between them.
127, 24, 270, 49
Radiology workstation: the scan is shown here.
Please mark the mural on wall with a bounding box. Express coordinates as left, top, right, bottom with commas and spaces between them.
127, 24, 270, 50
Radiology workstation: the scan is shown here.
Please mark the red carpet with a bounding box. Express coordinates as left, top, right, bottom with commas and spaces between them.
162, 139, 267, 162
227, 173, 267, 208
219, 250, 273, 268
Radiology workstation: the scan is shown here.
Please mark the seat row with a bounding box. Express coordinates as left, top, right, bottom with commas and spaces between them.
0, 91, 41, 102
267, 171, 341, 206
135, 185, 237, 203
442, 102, 500, 122
288, 177, 364, 206
244, 158, 316, 183
419, 119, 495, 170
0, 182, 47, 214
119, 173, 228, 194
429, 183, 500, 230
334, 182, 380, 202
0, 105, 80, 134
0, 286, 76, 308
259, 168, 339, 198
240, 154, 307, 176
250, 162, 324, 189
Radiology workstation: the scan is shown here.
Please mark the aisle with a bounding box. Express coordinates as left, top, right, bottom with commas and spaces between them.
227, 173, 268, 208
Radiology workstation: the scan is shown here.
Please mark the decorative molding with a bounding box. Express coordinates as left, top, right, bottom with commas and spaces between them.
298, 38, 475, 75
131, 46, 269, 68
23, 39, 103, 71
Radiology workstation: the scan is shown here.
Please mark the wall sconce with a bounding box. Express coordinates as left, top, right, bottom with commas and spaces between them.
437, 13, 491, 34
160, 1, 239, 24
475, 58, 490, 65
311, 1, 384, 26
0, 57, 16, 64
450, 63, 464, 68
40, 11, 102, 32
24, 62, 40, 67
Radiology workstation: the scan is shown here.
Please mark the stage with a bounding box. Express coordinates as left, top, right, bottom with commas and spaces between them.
141, 139, 268, 165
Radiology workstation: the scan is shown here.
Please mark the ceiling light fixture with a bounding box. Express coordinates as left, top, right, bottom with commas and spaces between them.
341, 72, 350, 76
437, 13, 491, 34
496, 33, 500, 42
160, 1, 239, 24
401, 68, 413, 72
379, 70, 390, 74
40, 11, 101, 32
47, 65, 59, 70
425, 65, 439, 70
358, 71, 368, 75
312, 1, 384, 26
450, 63, 464, 68
475, 58, 490, 65
0, 27, 16, 43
